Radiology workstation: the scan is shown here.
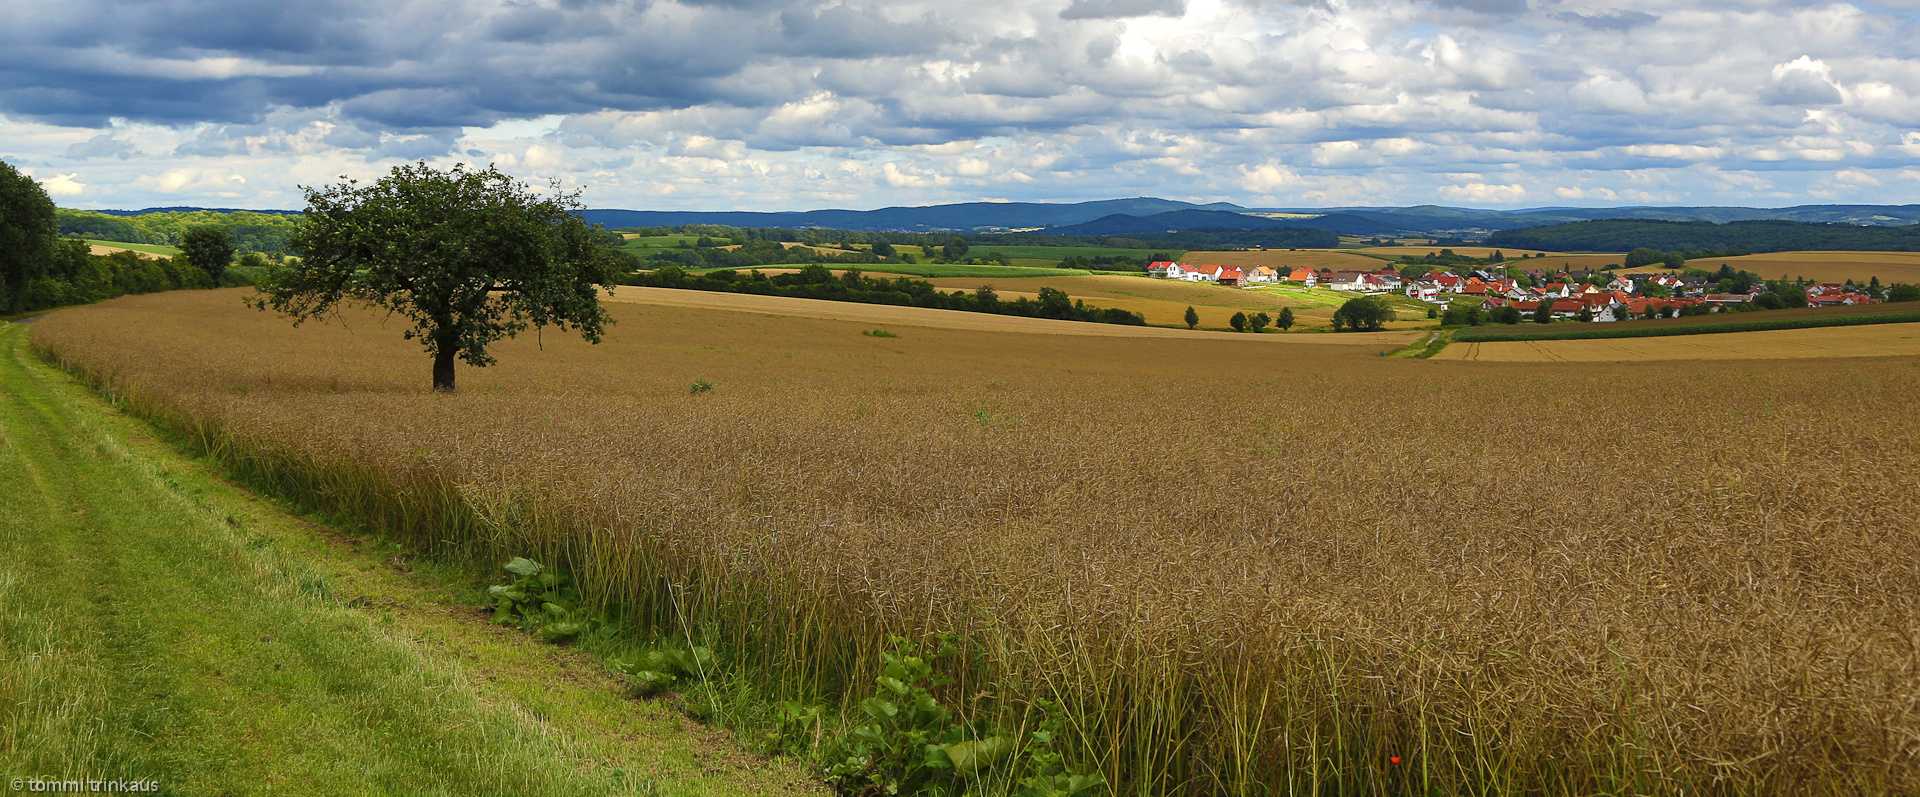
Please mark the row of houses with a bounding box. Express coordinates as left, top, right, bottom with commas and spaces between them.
1149, 261, 1406, 292
1147, 261, 1887, 316
1472, 292, 1721, 322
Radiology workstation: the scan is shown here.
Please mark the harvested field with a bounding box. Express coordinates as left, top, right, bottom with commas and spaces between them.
918, 274, 1434, 331
1529, 253, 1630, 271
1354, 246, 1561, 258
1436, 322, 1920, 360
1691, 251, 1920, 285
1182, 249, 1387, 270
27, 289, 1920, 795
84, 241, 175, 259
601, 285, 1416, 343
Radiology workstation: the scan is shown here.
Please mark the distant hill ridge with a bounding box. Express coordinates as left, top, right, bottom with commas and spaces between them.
67, 200, 1920, 238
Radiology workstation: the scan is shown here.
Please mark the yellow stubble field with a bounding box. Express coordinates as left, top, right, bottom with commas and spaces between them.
1687, 251, 1920, 285
1436, 322, 1920, 361
1181, 249, 1389, 270
600, 285, 1417, 344
1353, 246, 1564, 258
914, 273, 1431, 331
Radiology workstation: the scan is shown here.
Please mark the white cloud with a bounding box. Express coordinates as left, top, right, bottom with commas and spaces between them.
2, 0, 1919, 209
41, 172, 86, 196
1438, 182, 1526, 204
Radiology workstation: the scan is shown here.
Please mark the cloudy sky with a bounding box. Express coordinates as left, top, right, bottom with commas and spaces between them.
4, 0, 1920, 212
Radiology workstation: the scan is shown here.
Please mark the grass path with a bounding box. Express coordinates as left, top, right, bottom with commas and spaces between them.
0, 321, 820, 796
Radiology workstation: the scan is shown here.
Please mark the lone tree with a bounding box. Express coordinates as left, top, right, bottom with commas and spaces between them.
1332, 297, 1393, 332
1184, 305, 1199, 329
254, 162, 618, 392
180, 225, 234, 287
1275, 306, 1294, 331
1229, 311, 1247, 332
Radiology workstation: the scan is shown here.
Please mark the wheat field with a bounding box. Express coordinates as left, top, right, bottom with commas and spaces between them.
26, 288, 1920, 795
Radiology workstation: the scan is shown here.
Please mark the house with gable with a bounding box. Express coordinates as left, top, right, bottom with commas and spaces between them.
1405, 279, 1444, 302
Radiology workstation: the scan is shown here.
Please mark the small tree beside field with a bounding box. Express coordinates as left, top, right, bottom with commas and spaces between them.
253, 162, 619, 392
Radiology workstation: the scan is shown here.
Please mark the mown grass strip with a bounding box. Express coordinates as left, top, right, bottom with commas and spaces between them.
0, 321, 818, 797
1453, 308, 1920, 342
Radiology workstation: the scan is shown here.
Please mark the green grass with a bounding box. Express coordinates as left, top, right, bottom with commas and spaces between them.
1453, 306, 1920, 342
960, 245, 1184, 262
0, 321, 818, 797
616, 236, 699, 256
1247, 285, 1435, 316
78, 239, 181, 256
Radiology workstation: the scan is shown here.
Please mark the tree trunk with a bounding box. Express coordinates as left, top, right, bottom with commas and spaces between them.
432, 343, 457, 392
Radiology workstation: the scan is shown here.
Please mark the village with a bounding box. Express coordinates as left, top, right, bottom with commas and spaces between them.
1147, 259, 1886, 322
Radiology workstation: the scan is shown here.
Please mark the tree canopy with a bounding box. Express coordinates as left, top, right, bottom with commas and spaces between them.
254, 162, 619, 392
1, 159, 57, 312
180, 226, 234, 287
1332, 297, 1394, 332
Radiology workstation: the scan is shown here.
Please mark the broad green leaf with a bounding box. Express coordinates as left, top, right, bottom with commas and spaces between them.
943, 736, 1013, 775
503, 557, 543, 577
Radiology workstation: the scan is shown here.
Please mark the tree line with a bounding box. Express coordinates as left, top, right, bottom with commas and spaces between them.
3, 162, 250, 315
57, 208, 300, 254
629, 264, 1147, 326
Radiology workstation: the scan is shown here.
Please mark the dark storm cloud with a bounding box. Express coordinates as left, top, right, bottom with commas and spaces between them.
0, 0, 823, 132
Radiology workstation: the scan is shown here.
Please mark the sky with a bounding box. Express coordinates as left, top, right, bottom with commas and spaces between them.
5, 0, 1920, 212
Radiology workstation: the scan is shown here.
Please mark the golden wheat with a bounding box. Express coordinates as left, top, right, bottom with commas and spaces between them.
27, 288, 1920, 795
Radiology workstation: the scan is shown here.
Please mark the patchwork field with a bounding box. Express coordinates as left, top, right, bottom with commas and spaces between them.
601, 285, 1418, 343
83, 239, 179, 258
1436, 322, 1920, 361
958, 245, 1184, 262
25, 289, 1920, 795
1354, 246, 1563, 258
1182, 249, 1387, 270
1689, 250, 1920, 284
918, 273, 1433, 330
